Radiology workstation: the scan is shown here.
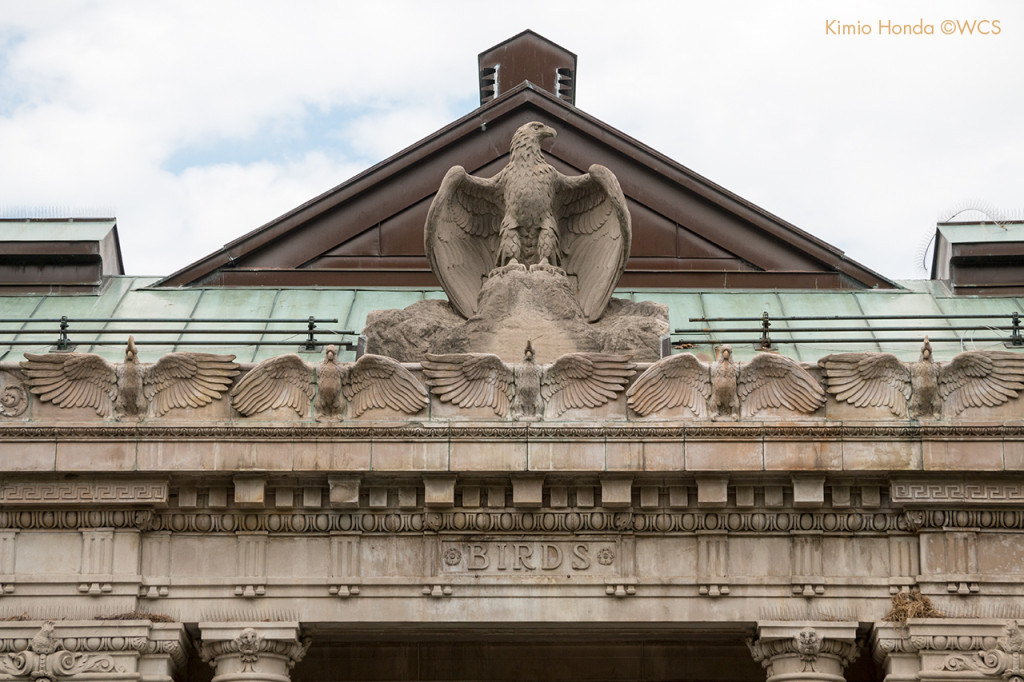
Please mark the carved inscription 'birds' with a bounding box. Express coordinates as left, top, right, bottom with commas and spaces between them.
230, 347, 427, 419
20, 337, 239, 419
424, 121, 631, 322
421, 344, 636, 420
627, 346, 826, 420
819, 339, 1024, 419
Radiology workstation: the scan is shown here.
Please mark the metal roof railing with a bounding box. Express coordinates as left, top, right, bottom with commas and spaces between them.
0, 316, 357, 352
675, 312, 1023, 349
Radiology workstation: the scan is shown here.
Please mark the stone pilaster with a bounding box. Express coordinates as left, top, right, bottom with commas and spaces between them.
0, 620, 187, 681
199, 622, 310, 682
873, 619, 1022, 682
748, 622, 859, 682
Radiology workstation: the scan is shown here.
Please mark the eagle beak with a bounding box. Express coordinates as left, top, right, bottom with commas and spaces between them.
540, 125, 556, 140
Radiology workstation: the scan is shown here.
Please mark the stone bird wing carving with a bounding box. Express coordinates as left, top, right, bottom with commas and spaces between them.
626, 353, 711, 418
421, 353, 514, 416
818, 352, 912, 416
231, 354, 316, 417
541, 353, 636, 416
939, 350, 1024, 415
342, 354, 428, 416
425, 122, 631, 322
556, 164, 631, 322
424, 165, 504, 319
143, 352, 239, 416
737, 353, 826, 417
20, 352, 118, 417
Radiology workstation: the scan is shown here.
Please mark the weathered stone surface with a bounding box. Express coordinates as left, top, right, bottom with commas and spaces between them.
364, 268, 668, 363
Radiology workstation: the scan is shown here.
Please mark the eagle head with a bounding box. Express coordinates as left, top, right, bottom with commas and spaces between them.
512, 121, 557, 151
325, 344, 338, 363
524, 340, 535, 363
125, 336, 138, 363
920, 337, 932, 362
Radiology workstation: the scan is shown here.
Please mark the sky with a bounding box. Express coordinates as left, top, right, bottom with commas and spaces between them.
0, 0, 1022, 280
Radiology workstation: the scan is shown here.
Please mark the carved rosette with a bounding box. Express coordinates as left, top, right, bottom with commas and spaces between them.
200, 624, 311, 682
748, 623, 859, 682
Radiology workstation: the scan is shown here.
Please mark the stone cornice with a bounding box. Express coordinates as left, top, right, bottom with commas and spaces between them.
1, 422, 1022, 440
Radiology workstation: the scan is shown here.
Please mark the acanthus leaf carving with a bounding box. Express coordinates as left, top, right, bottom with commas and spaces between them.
942, 622, 1024, 682
0, 622, 124, 680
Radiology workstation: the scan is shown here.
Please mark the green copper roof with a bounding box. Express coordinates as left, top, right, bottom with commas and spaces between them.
0, 278, 1021, 364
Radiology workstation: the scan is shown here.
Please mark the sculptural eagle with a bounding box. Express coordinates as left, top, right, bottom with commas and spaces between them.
424, 121, 631, 322
421, 343, 636, 420
19, 337, 239, 419
627, 346, 826, 420
230, 346, 427, 419
819, 339, 1024, 419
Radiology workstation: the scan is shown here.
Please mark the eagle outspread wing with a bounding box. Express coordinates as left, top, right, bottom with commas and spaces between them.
541, 353, 636, 416
627, 353, 711, 418
231, 355, 315, 417
421, 353, 514, 416
20, 352, 117, 416
342, 354, 428, 416
738, 353, 825, 417
556, 164, 631, 322
144, 352, 239, 416
939, 350, 1024, 415
424, 165, 504, 319
818, 352, 911, 416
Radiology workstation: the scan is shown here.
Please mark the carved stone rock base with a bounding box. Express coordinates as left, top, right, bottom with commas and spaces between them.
364, 268, 668, 363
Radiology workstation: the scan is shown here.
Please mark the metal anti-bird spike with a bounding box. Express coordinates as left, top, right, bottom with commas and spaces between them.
19, 336, 239, 419
627, 345, 825, 420
424, 121, 631, 322
230, 346, 427, 419
819, 338, 1024, 419
422, 342, 636, 420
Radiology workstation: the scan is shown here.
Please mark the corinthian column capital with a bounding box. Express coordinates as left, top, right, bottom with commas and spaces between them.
748, 622, 860, 682
199, 622, 310, 682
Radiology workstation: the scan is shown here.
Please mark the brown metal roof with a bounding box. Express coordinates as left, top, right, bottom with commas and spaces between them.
158, 83, 896, 290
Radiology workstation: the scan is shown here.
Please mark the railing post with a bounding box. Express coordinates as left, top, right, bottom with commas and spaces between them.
57, 316, 71, 351
760, 312, 772, 349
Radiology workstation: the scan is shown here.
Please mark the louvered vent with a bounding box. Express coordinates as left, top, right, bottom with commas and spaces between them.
556, 67, 575, 104
477, 31, 577, 106
479, 66, 498, 104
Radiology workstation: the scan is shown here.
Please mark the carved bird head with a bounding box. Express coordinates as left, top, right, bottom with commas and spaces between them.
125, 336, 138, 364
717, 345, 733, 363
524, 340, 535, 363
919, 337, 933, 362
325, 345, 338, 363
511, 121, 557, 152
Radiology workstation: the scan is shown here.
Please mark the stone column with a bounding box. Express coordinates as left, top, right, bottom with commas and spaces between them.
199, 622, 310, 682
872, 619, 1021, 682
748, 622, 860, 682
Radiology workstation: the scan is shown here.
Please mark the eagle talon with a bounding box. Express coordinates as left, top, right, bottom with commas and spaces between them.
489, 260, 528, 277
529, 259, 566, 276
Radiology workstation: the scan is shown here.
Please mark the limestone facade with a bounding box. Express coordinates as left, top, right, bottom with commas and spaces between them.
1, 356, 1023, 680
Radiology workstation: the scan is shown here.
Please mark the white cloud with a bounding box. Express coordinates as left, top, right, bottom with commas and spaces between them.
0, 0, 1021, 279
